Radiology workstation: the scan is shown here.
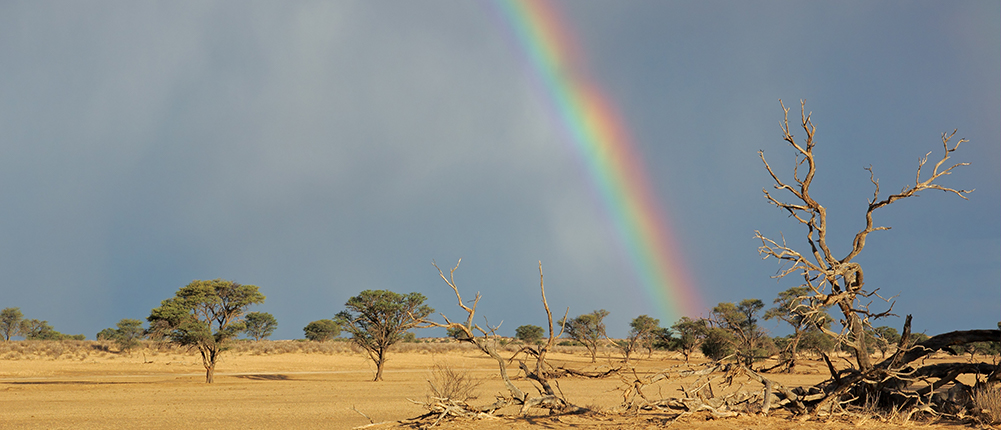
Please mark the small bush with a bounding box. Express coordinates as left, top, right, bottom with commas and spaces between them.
700, 328, 734, 361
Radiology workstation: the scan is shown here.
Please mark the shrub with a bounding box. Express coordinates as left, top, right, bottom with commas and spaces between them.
303, 319, 340, 342
426, 362, 480, 402
515, 325, 544, 345
700, 327, 734, 361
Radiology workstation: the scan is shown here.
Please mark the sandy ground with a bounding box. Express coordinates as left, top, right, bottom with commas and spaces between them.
0, 342, 988, 429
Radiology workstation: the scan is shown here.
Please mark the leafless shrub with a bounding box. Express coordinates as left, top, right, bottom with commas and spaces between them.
426, 361, 480, 402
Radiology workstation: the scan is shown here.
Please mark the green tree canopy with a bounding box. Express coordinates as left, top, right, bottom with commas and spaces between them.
20, 319, 64, 340
113, 319, 145, 354
336, 290, 433, 381
244, 312, 278, 341
560, 309, 609, 363
711, 299, 768, 367
671, 316, 707, 362
701, 327, 735, 361
303, 319, 340, 342
96, 328, 117, 341
515, 324, 544, 345
147, 279, 265, 383
630, 315, 661, 356
1, 307, 23, 341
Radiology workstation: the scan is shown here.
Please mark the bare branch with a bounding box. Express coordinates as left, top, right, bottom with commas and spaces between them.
843, 131, 972, 263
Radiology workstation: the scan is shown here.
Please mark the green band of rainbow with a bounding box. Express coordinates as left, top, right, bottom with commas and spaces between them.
491, 0, 702, 322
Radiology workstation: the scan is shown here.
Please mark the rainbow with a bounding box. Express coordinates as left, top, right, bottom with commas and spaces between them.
488, 0, 702, 322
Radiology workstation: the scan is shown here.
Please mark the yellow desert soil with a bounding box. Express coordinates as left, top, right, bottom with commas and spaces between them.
0, 341, 985, 429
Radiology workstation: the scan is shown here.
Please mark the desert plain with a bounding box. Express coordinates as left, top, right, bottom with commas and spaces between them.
0, 340, 988, 429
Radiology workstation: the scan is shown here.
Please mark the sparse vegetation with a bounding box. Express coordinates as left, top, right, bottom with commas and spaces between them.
0, 102, 994, 429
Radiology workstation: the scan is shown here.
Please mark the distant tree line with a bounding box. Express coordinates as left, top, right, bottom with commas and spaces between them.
6, 281, 999, 386
1, 307, 85, 341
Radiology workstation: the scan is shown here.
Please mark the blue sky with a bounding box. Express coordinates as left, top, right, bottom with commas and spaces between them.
1, 1, 997, 340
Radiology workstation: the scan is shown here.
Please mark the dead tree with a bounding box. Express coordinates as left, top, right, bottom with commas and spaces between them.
619, 319, 999, 421
615, 102, 996, 423
749, 101, 1001, 419
755, 100, 971, 373
417, 259, 579, 419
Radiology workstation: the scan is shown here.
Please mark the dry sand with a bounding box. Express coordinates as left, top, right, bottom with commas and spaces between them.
0, 341, 984, 429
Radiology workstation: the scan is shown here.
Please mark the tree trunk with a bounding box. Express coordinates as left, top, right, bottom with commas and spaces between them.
839, 300, 872, 371
199, 346, 218, 383
787, 333, 800, 372
374, 350, 385, 381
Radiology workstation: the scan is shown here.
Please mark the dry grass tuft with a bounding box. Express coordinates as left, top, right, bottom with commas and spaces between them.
974, 383, 1001, 425
230, 340, 356, 355
0, 340, 95, 360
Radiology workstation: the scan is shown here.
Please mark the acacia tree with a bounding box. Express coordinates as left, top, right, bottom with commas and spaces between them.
303, 319, 340, 341
96, 328, 117, 341
764, 286, 831, 371
670, 316, 706, 362
243, 312, 278, 341
147, 279, 265, 383
619, 315, 660, 363
335, 290, 433, 382
1, 307, 23, 341
560, 310, 609, 363
113, 319, 145, 354
872, 325, 900, 359
515, 325, 544, 345
710, 300, 767, 367
755, 100, 972, 373
19, 319, 68, 340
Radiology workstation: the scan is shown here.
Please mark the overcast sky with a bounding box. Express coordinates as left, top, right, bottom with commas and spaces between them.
1, 1, 998, 340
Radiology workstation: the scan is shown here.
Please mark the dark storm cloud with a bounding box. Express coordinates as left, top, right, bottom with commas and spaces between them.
0, 1, 997, 339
